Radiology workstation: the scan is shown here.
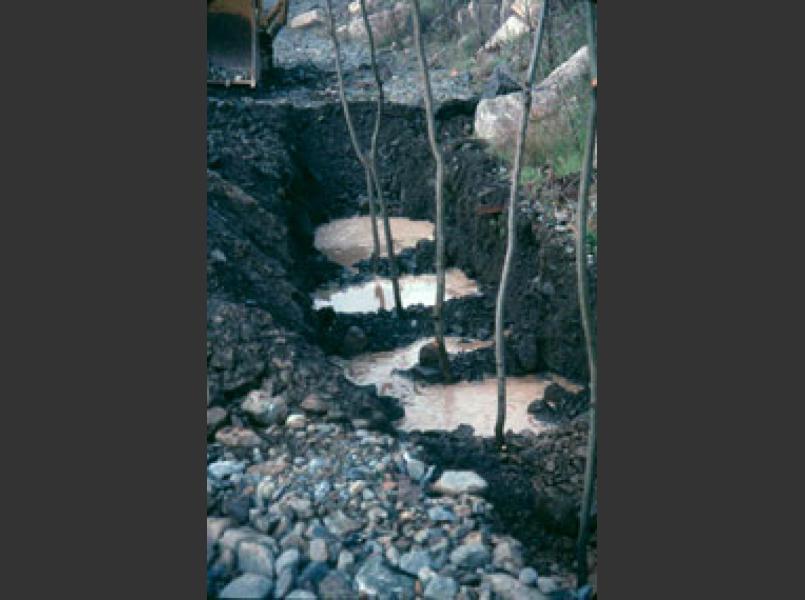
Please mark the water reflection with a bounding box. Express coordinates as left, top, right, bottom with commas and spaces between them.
313, 269, 480, 313
341, 337, 553, 436
314, 216, 434, 268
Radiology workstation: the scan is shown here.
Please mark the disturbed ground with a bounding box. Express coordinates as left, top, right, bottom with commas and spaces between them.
207, 3, 597, 597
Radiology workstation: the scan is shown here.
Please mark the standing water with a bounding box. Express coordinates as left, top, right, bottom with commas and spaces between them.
341, 338, 553, 437
313, 269, 479, 313
315, 216, 550, 436
314, 216, 434, 269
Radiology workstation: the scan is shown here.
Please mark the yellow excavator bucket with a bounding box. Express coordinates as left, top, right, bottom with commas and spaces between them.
208, 0, 260, 87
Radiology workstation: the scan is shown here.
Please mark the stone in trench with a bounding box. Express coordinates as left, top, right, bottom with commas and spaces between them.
418, 341, 441, 369
485, 573, 549, 600
215, 426, 262, 447
355, 554, 416, 599
515, 333, 539, 373
342, 325, 368, 355
238, 540, 275, 578
449, 543, 491, 569
289, 9, 325, 29
219, 573, 273, 599
432, 470, 488, 496
242, 390, 287, 426
424, 575, 459, 600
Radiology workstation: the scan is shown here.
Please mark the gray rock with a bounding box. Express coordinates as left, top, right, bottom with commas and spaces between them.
216, 426, 263, 447
405, 454, 426, 480
427, 506, 456, 523
273, 567, 295, 599
285, 591, 317, 600
287, 497, 313, 519
238, 541, 274, 578
207, 406, 228, 432
424, 575, 459, 600
485, 573, 549, 600
518, 567, 538, 586
242, 390, 288, 427
208, 460, 246, 480
309, 538, 328, 563
298, 561, 330, 588
219, 528, 268, 552
399, 549, 432, 576
482, 64, 521, 99
337, 549, 355, 571
275, 548, 301, 575
219, 573, 273, 599
286, 413, 307, 429
493, 539, 524, 573
536, 577, 559, 595
207, 517, 234, 542
318, 570, 355, 600
449, 543, 491, 569
355, 555, 416, 599
324, 510, 362, 537
432, 471, 488, 496
300, 393, 328, 414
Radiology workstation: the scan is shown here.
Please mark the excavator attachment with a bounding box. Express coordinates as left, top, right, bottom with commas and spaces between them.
208, 0, 260, 87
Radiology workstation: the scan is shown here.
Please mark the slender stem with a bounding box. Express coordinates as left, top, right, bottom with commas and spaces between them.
494, 0, 550, 447
575, 0, 598, 588
410, 0, 450, 382
325, 0, 381, 271
361, 0, 403, 315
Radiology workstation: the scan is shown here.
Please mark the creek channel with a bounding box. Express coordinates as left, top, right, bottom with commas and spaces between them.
312, 216, 554, 437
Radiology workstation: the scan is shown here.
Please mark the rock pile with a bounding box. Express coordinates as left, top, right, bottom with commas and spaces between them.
207, 419, 578, 598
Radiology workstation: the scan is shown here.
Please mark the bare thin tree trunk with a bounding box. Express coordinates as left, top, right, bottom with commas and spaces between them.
575, 0, 597, 588
493, 0, 549, 447
360, 0, 403, 315
324, 0, 382, 272
410, 0, 450, 382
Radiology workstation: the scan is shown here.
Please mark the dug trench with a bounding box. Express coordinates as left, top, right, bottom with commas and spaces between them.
207, 94, 597, 584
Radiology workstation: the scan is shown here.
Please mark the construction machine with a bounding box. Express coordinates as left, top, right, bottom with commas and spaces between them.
207, 0, 289, 88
